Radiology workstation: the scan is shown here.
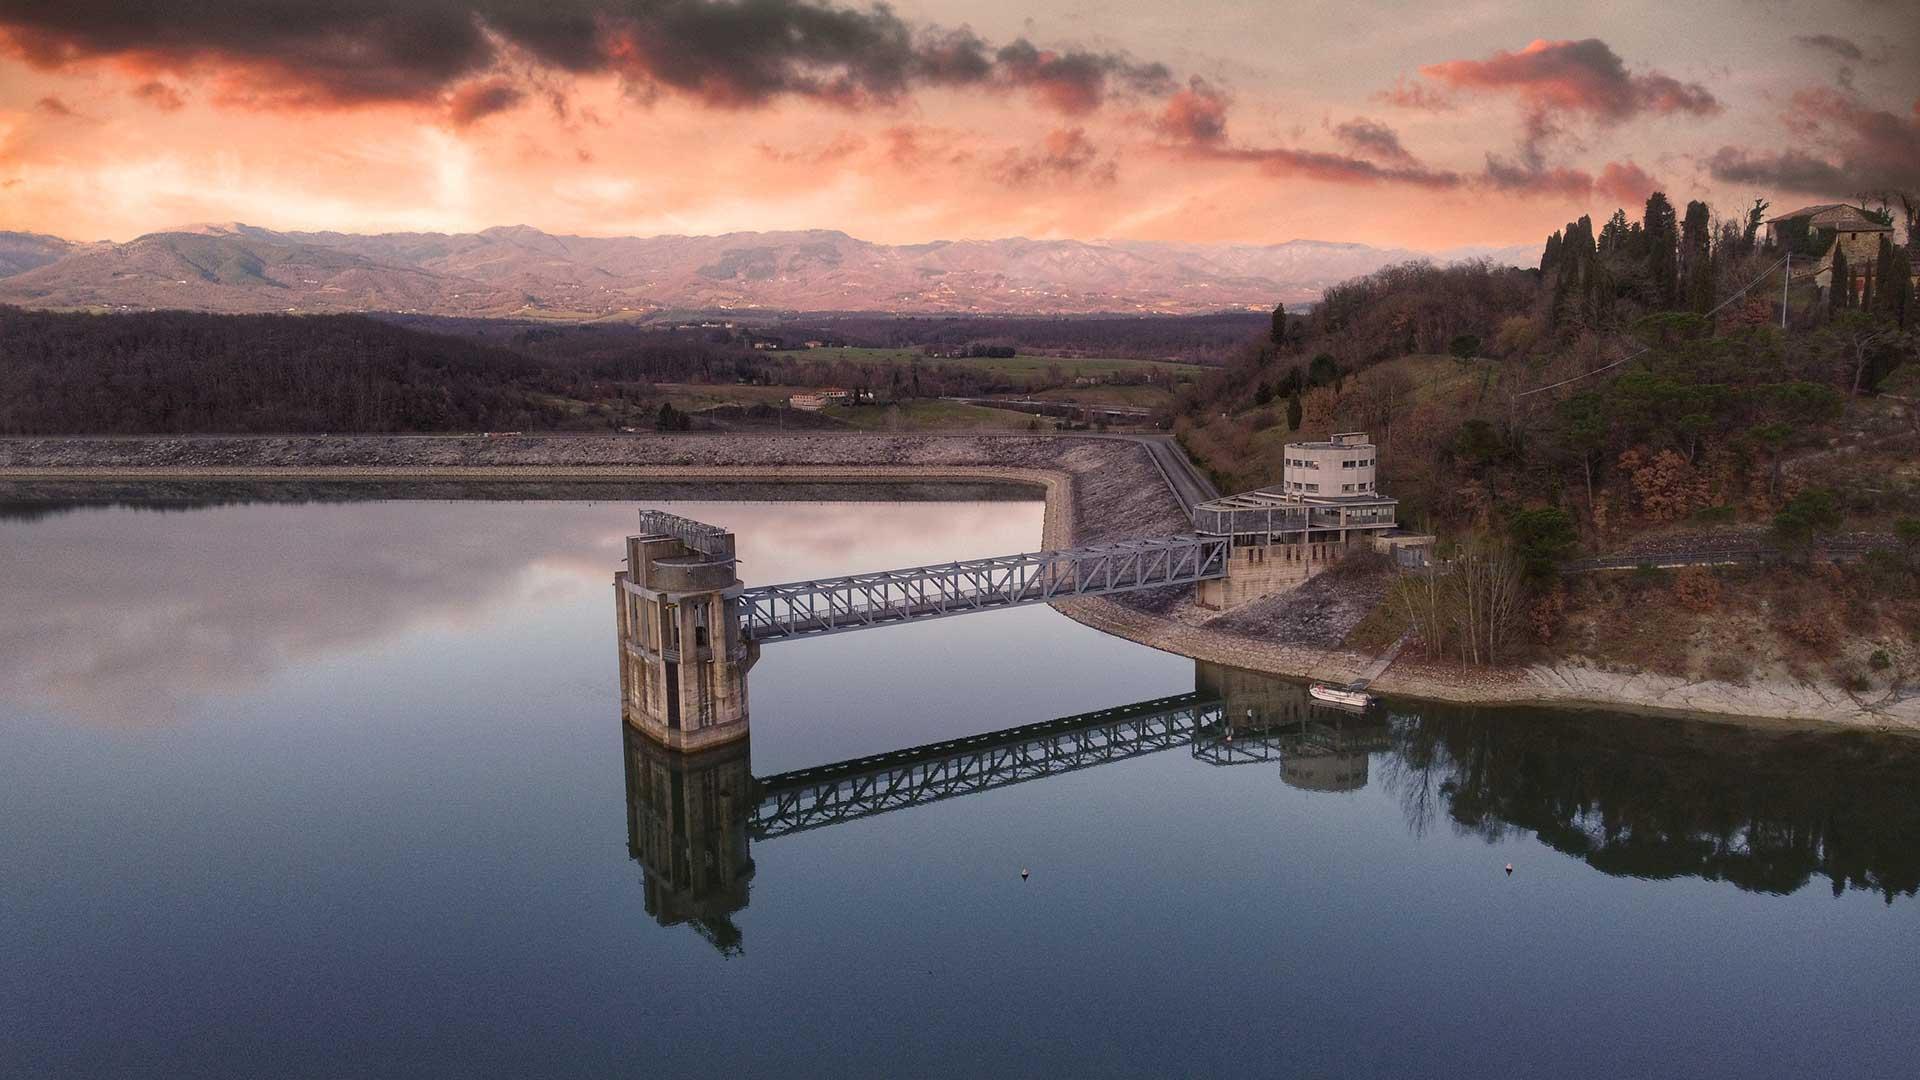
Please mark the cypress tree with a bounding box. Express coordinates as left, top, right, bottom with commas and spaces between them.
1271, 304, 1287, 347
1874, 236, 1897, 321
1880, 240, 1913, 328
1286, 390, 1302, 432
1830, 245, 1851, 315
1644, 192, 1679, 310
1682, 200, 1714, 312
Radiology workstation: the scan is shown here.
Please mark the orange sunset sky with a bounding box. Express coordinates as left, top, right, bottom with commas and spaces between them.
1, 0, 1915, 249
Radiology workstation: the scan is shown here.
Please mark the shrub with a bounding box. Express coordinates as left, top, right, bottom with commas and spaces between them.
1507, 507, 1579, 582
1772, 488, 1840, 550
1671, 566, 1721, 611
1869, 649, 1892, 671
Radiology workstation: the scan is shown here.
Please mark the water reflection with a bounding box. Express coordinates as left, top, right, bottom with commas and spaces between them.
1385, 707, 1920, 902
0, 485, 1041, 724
622, 655, 1920, 953
621, 728, 755, 956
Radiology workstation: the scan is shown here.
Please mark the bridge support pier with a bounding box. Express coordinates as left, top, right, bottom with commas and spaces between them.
617, 514, 758, 751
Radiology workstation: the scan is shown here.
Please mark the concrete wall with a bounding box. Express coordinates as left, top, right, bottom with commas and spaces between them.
1197, 539, 1349, 610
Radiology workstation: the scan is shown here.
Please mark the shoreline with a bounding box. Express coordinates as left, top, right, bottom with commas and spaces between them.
5, 436, 1914, 733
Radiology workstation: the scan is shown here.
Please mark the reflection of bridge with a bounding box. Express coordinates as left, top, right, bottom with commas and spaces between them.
624, 662, 1392, 950
752, 693, 1220, 838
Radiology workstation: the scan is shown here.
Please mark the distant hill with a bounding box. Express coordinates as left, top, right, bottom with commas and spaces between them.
0, 223, 1536, 317
0, 232, 71, 278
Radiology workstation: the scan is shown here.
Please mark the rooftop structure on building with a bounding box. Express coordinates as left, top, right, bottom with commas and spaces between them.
1193, 432, 1397, 540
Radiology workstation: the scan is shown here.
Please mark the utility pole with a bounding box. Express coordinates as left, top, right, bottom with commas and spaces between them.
1781, 250, 1790, 329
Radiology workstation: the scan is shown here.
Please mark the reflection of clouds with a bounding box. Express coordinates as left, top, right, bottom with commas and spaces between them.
0, 495, 1040, 725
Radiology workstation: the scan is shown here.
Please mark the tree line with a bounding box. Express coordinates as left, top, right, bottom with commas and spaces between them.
0, 309, 576, 434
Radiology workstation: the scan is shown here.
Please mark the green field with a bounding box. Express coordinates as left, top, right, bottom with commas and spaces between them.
655, 382, 810, 410
822, 399, 1036, 431
1028, 383, 1174, 408
790, 346, 1202, 385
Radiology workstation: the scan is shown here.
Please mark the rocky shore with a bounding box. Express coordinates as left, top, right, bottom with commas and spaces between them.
5, 433, 1914, 731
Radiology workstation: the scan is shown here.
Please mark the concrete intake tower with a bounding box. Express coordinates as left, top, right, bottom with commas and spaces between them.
616, 511, 758, 751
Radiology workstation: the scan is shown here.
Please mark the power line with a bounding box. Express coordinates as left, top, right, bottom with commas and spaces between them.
1512, 255, 1791, 398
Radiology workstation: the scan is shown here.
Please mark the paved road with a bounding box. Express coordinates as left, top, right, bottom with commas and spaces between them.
1565, 541, 1893, 572
1134, 436, 1218, 513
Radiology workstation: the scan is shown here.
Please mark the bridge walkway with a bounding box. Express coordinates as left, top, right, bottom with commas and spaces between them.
739, 533, 1229, 643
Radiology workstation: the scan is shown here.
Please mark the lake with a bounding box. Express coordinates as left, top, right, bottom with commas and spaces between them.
2, 485, 1915, 1078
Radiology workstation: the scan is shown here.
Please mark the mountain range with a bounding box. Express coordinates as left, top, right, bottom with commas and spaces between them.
0, 223, 1536, 318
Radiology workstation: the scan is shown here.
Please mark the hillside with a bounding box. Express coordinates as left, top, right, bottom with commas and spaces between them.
0, 232, 70, 277
1168, 193, 1919, 711
0, 223, 1533, 318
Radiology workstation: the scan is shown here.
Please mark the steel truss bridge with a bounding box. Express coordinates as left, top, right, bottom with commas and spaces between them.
738, 535, 1229, 643
751, 694, 1223, 839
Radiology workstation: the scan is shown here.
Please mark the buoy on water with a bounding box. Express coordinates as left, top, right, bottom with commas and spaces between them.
1021, 868, 1030, 881
1505, 863, 1514, 876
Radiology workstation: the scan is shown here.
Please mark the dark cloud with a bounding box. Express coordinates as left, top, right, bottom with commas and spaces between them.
1474, 109, 1588, 199
34, 94, 74, 116
1706, 147, 1850, 193
131, 80, 185, 111
1197, 143, 1462, 189
1155, 78, 1228, 143
1480, 155, 1592, 199
1331, 117, 1413, 164
992, 127, 1116, 187
1706, 88, 1920, 196
0, 1, 1175, 116
0, 1, 493, 106
1420, 38, 1720, 122
992, 38, 1172, 115
1793, 34, 1864, 62
1164, 89, 1458, 189
445, 77, 525, 127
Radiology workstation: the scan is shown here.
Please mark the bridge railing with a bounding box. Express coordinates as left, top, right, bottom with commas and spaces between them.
738, 534, 1228, 642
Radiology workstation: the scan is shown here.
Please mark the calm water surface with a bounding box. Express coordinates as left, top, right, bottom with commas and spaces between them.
1, 488, 1916, 1078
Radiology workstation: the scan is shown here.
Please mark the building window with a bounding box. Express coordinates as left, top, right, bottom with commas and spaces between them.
1306, 483, 1319, 492
1342, 484, 1355, 492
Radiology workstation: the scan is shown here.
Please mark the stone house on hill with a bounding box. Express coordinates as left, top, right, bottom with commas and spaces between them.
1765, 203, 1893, 299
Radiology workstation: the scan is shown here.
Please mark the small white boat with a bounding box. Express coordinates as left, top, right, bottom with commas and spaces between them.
1309, 683, 1373, 709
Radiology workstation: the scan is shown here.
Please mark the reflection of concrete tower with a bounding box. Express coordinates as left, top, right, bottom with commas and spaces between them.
616, 511, 758, 750
1281, 752, 1370, 792
622, 722, 756, 955
1195, 660, 1314, 733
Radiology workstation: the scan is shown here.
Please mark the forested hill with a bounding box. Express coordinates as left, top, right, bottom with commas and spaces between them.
0, 307, 1233, 434
0, 309, 572, 434
1171, 191, 1919, 689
